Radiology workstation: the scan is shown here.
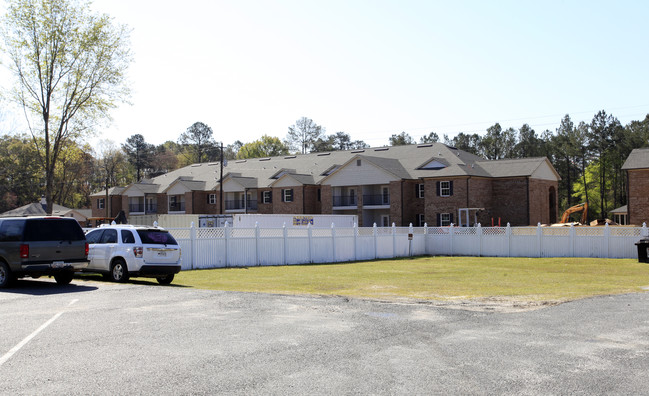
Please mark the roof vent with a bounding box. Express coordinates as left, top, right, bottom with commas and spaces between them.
284, 155, 296, 159
208, 162, 218, 166
417, 144, 433, 148
259, 157, 271, 161
351, 150, 365, 153
374, 148, 389, 152
191, 164, 201, 167
235, 160, 247, 163
317, 152, 331, 156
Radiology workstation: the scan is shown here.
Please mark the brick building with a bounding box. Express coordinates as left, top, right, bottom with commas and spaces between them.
90, 143, 560, 227
622, 148, 649, 226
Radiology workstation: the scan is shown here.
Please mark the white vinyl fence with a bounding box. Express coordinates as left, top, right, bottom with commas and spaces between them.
168, 223, 649, 270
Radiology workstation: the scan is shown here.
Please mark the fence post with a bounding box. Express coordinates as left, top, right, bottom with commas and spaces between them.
569, 223, 575, 257
477, 223, 482, 257
283, 222, 288, 266
190, 222, 196, 270
604, 223, 611, 258
255, 222, 260, 266
224, 221, 230, 268
424, 223, 428, 255
506, 223, 512, 257
373, 223, 378, 259
449, 223, 454, 256
537, 223, 542, 258
408, 223, 414, 257
331, 223, 336, 263
308, 223, 313, 264
353, 223, 358, 261
392, 222, 397, 257
643, 223, 648, 238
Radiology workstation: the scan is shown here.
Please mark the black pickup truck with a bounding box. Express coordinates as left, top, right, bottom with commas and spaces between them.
0, 217, 89, 287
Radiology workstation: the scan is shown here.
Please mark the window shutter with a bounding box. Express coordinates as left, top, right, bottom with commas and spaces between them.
449, 181, 454, 196
415, 184, 419, 197
450, 213, 454, 224
269, 191, 273, 203
207, 194, 210, 204
436, 213, 441, 226
436, 181, 440, 196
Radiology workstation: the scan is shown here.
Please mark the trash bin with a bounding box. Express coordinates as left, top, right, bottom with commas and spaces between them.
635, 238, 649, 263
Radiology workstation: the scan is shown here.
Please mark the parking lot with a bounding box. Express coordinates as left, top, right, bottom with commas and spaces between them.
1, 278, 649, 395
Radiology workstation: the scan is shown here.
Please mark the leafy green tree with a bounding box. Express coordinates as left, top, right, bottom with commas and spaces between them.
313, 132, 368, 152
420, 132, 440, 144
444, 132, 482, 155
480, 123, 516, 160
286, 117, 324, 154
0, 134, 42, 212
588, 110, 622, 218
389, 132, 415, 146
514, 124, 543, 158
122, 134, 154, 181
178, 121, 219, 164
1, 0, 131, 213
236, 135, 289, 159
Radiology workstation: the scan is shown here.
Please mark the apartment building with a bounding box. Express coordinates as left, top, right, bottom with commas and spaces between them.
90, 143, 560, 227
622, 148, 649, 226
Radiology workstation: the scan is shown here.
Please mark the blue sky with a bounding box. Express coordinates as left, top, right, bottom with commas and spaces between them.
4, 0, 649, 148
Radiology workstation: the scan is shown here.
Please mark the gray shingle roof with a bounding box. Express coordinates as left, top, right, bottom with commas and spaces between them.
622, 148, 649, 170
98, 143, 557, 196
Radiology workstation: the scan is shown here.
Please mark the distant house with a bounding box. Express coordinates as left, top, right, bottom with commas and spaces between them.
0, 198, 88, 224
609, 205, 628, 225
89, 186, 126, 219
622, 148, 649, 225
89, 143, 560, 227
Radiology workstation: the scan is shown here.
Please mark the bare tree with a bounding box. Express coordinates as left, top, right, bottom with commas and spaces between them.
1, 0, 131, 213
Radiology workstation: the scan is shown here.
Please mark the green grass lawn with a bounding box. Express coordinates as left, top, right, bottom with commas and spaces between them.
173, 256, 649, 303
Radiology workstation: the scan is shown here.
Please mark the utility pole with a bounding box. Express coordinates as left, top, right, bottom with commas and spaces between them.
220, 142, 224, 214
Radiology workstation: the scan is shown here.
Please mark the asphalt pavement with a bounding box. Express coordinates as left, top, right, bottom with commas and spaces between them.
1, 277, 648, 395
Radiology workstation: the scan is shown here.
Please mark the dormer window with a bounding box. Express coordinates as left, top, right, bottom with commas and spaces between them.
419, 159, 446, 170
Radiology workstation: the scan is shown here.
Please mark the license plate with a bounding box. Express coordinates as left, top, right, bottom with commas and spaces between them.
52, 261, 65, 268
157, 251, 167, 257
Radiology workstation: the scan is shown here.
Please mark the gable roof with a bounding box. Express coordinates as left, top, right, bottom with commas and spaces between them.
106, 143, 559, 196
622, 148, 649, 170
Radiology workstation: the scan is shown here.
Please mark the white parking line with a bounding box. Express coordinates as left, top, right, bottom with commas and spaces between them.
0, 299, 78, 366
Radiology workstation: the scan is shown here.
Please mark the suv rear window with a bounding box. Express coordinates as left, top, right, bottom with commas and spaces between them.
24, 219, 85, 241
136, 230, 178, 245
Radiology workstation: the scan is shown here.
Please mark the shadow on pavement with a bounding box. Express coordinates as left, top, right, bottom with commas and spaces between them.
1, 278, 98, 295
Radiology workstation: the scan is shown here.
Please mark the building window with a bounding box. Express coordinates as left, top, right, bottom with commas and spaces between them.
418, 214, 425, 227
98, 198, 105, 209
417, 183, 424, 198
356, 159, 361, 166
282, 189, 293, 203
262, 191, 272, 204
439, 213, 452, 227
317, 188, 321, 202
208, 194, 216, 204
438, 181, 452, 197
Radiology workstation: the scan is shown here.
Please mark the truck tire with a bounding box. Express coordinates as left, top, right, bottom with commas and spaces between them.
54, 271, 74, 285
0, 261, 14, 288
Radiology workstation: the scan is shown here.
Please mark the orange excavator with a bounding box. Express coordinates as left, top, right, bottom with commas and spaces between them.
559, 202, 588, 224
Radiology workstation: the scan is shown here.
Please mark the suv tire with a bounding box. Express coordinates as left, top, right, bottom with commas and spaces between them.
0, 261, 14, 288
110, 259, 129, 283
156, 274, 174, 285
54, 271, 74, 285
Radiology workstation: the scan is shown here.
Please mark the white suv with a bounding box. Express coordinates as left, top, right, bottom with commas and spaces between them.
84, 224, 181, 285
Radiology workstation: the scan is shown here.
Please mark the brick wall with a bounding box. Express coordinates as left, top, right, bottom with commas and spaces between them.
491, 178, 529, 226
424, 177, 468, 226
320, 185, 332, 214
628, 169, 649, 225
257, 189, 273, 214
389, 181, 402, 226
467, 177, 492, 226
273, 187, 303, 214
157, 193, 168, 215
528, 179, 559, 225
303, 186, 320, 214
